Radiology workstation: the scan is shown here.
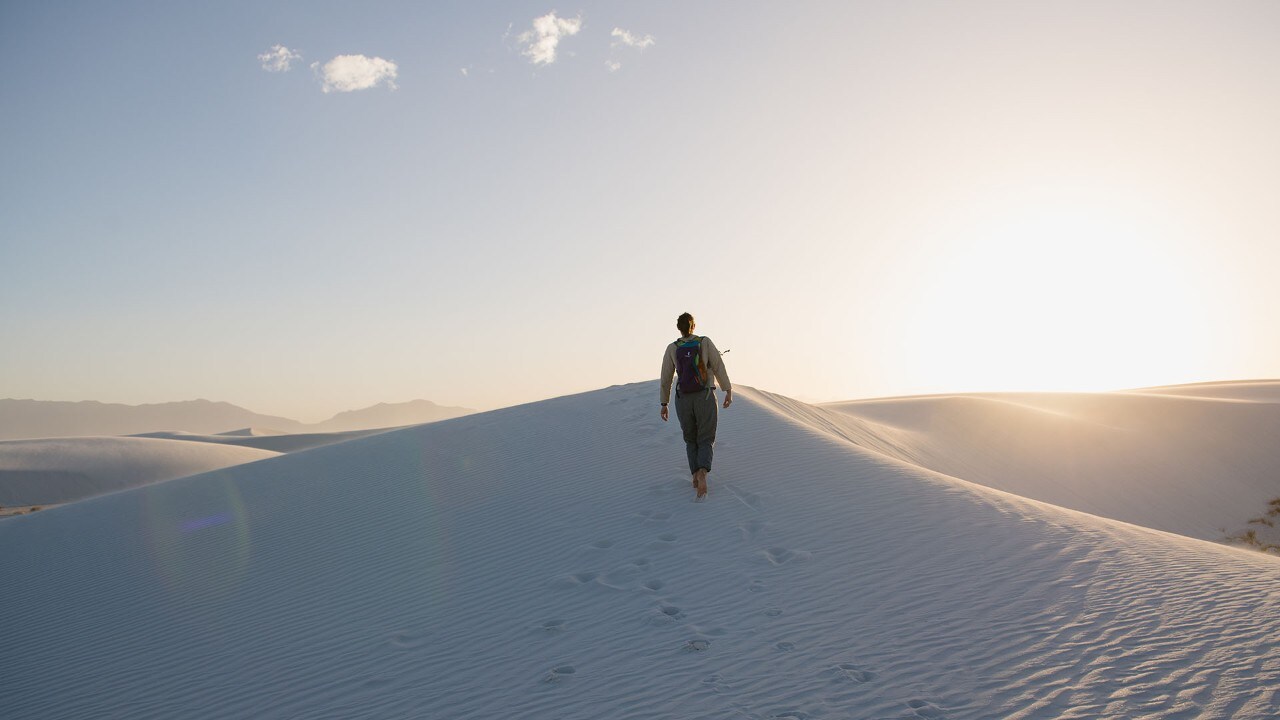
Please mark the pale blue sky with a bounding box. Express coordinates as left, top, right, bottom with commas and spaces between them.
3, 1, 1279, 420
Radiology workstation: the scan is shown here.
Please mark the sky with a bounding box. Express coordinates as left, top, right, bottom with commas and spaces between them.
2, 0, 1278, 422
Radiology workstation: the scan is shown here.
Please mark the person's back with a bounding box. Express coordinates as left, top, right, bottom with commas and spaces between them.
659, 312, 732, 500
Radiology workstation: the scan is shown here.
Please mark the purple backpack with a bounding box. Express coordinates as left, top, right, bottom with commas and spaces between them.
675, 336, 708, 394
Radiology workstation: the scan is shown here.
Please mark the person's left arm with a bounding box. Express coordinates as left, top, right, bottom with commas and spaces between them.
703, 337, 733, 408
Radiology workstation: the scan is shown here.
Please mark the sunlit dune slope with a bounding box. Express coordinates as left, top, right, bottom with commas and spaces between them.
1, 382, 1277, 719
1128, 379, 1280, 403
821, 380, 1280, 542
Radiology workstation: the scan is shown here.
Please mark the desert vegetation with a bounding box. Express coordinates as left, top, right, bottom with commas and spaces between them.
1229, 497, 1280, 554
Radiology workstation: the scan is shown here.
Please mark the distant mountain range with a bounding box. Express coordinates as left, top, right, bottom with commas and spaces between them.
0, 398, 476, 440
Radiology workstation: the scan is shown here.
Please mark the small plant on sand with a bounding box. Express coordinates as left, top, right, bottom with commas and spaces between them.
30, 506, 43, 512
1226, 500, 1280, 555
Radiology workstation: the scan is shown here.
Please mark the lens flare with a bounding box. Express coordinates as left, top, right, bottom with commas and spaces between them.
141, 475, 251, 605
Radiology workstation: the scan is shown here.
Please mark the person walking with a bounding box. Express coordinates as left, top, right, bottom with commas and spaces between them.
660, 312, 732, 500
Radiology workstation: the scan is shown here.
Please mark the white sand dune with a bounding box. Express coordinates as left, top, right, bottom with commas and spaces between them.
0, 437, 279, 506
821, 380, 1280, 544
2, 381, 1277, 719
1129, 379, 1280, 403
135, 427, 392, 454
215, 427, 289, 437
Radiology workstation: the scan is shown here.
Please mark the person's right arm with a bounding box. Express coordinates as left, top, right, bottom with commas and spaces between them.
659, 343, 675, 420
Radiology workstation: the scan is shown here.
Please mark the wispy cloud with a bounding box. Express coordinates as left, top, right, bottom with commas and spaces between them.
611, 28, 655, 50
259, 44, 302, 73
312, 55, 399, 93
517, 11, 583, 65
607, 27, 655, 72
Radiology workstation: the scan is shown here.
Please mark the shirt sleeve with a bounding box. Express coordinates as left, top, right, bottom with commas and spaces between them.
659, 342, 676, 404
702, 337, 732, 392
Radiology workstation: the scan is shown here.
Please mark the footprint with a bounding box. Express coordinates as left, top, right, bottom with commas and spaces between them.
701, 673, 728, 693
738, 518, 767, 540
650, 533, 679, 549
387, 631, 430, 650
770, 710, 810, 719
544, 665, 576, 683
645, 604, 684, 624
540, 619, 567, 633
549, 571, 599, 589
684, 639, 711, 652
749, 579, 767, 593
643, 579, 665, 591
774, 641, 796, 652
604, 562, 645, 584
760, 547, 811, 566
834, 663, 875, 682
636, 509, 672, 522
907, 699, 945, 718
763, 607, 783, 617
591, 539, 614, 549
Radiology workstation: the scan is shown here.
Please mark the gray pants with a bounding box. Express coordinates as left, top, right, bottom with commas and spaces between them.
674, 388, 718, 475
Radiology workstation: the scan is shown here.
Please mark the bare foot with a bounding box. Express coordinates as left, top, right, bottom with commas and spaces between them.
695, 469, 708, 499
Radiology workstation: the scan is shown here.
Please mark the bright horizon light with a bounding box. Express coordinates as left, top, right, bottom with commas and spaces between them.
892, 185, 1222, 395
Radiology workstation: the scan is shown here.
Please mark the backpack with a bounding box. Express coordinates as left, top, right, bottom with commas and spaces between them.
675, 336, 709, 394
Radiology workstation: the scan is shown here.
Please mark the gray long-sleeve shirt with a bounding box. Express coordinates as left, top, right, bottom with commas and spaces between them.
660, 335, 731, 404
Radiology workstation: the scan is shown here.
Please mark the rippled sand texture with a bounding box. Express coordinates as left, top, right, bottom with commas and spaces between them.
2, 381, 1277, 718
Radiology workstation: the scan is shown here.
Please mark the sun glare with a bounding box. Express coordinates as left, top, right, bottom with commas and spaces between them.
905, 193, 1215, 393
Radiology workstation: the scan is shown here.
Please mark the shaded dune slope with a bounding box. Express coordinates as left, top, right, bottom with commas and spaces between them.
134, 427, 393, 453
2, 383, 1277, 719
0, 437, 279, 506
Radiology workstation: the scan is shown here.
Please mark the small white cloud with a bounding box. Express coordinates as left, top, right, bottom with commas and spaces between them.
607, 27, 655, 72
259, 44, 302, 72
611, 28, 655, 49
312, 55, 399, 93
517, 11, 583, 65
460, 67, 469, 77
